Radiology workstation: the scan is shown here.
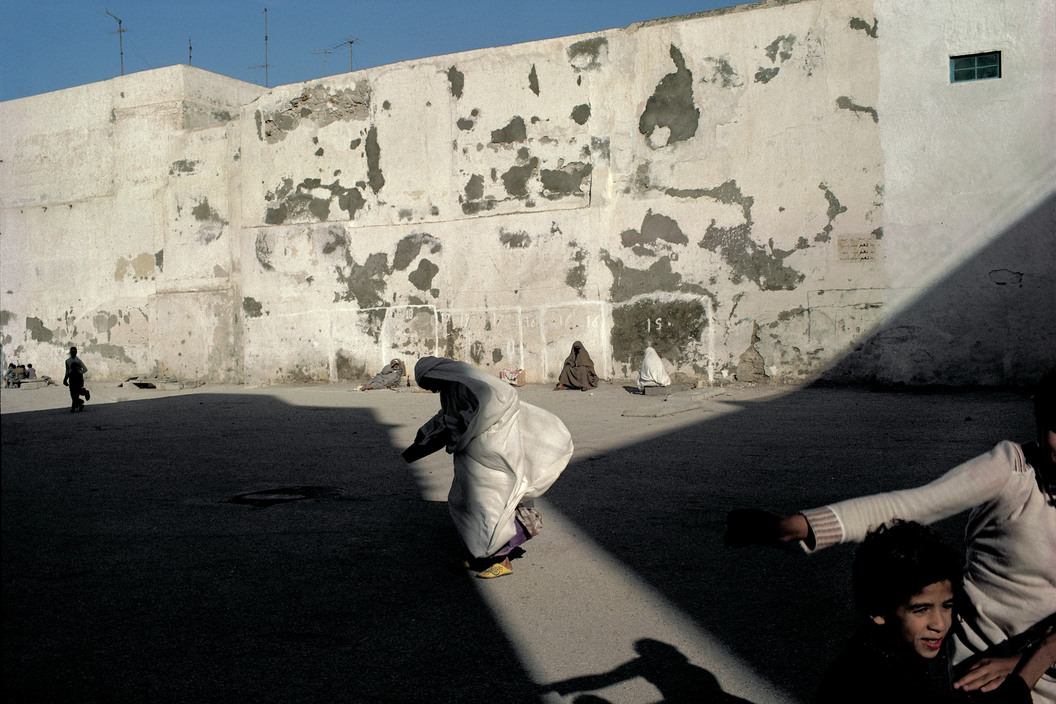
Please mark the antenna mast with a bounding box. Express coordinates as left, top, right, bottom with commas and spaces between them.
313, 48, 333, 76
333, 38, 358, 73
105, 9, 126, 75
250, 8, 270, 87
188, 37, 192, 65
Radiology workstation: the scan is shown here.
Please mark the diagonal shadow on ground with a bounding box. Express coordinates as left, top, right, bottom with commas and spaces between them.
1, 394, 541, 703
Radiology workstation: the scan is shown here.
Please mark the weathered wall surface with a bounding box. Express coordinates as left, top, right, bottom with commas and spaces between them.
2, 0, 1052, 386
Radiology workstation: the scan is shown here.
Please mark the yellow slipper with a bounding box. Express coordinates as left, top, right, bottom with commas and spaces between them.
476, 562, 513, 579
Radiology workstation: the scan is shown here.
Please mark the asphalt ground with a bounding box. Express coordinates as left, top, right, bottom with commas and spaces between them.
1, 378, 1034, 703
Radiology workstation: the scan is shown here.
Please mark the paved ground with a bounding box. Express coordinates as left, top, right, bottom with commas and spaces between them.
1, 377, 1034, 703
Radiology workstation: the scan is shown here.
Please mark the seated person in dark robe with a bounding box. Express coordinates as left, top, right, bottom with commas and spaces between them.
359, 359, 404, 390
554, 341, 598, 391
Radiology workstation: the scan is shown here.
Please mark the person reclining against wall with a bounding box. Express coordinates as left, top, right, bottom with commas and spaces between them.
725, 369, 1056, 703
555, 341, 598, 391
359, 359, 404, 390
817, 520, 1034, 703
636, 345, 671, 394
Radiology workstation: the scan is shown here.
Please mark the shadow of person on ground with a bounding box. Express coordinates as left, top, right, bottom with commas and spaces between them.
541, 638, 755, 703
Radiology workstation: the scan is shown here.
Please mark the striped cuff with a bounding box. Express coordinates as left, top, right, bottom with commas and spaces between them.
799, 506, 844, 553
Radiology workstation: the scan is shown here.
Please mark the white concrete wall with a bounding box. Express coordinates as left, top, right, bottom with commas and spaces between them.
2, 0, 1052, 387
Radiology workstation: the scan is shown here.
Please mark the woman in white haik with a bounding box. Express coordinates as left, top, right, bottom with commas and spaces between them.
637, 345, 671, 394
726, 370, 1056, 702
402, 357, 574, 579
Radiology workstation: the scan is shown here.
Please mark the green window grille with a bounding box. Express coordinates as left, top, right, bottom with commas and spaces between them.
950, 52, 1001, 83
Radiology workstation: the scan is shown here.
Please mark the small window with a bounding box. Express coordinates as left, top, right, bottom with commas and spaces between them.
950, 52, 1001, 83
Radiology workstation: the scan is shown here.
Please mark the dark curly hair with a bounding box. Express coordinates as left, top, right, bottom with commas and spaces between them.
852, 520, 963, 619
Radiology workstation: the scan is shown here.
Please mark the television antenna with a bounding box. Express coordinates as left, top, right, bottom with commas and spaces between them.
105, 9, 126, 75
313, 47, 333, 76
332, 37, 358, 73
249, 8, 270, 87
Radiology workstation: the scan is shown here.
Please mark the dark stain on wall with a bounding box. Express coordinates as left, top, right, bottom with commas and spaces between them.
836, 96, 878, 123
470, 340, 485, 365
621, 211, 690, 256
528, 65, 540, 96
699, 221, 805, 290
701, 57, 741, 88
492, 348, 503, 363
499, 229, 531, 248
457, 117, 475, 130
335, 351, 368, 380
334, 252, 389, 307
169, 159, 199, 175
491, 116, 527, 145
408, 259, 440, 295
610, 297, 708, 368
540, 162, 592, 197
155, 249, 164, 272
639, 45, 699, 147
849, 17, 879, 38
392, 232, 443, 271
754, 67, 780, 84
242, 297, 265, 318
25, 316, 54, 343
566, 243, 588, 296
365, 125, 385, 193
567, 37, 607, 71
600, 253, 705, 302
192, 197, 225, 223
571, 104, 591, 125
816, 183, 847, 242
501, 149, 539, 197
447, 67, 465, 99
255, 233, 274, 270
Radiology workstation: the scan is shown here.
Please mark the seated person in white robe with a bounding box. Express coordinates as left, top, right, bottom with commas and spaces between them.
637, 345, 671, 393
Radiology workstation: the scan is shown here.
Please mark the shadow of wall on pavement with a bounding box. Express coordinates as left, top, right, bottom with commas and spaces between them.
1, 394, 541, 703
545, 383, 1033, 701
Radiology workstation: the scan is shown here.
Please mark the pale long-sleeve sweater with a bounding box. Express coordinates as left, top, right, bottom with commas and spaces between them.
800, 441, 1056, 703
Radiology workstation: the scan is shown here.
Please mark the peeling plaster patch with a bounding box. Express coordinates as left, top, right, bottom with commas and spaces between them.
698, 222, 805, 291
765, 35, 796, 63
265, 176, 366, 223
462, 174, 495, 215
333, 252, 389, 307
93, 311, 118, 336
242, 297, 265, 318
92, 343, 134, 363
817, 183, 848, 242
349, 138, 361, 150
469, 340, 486, 365
114, 253, 156, 281
447, 67, 465, 99
666, 179, 754, 222
408, 259, 440, 294
850, 17, 879, 38
169, 159, 199, 175
737, 323, 768, 382
754, 67, 780, 84
621, 211, 690, 253
836, 96, 878, 123
491, 116, 527, 145
591, 137, 610, 161
600, 253, 704, 303
25, 317, 54, 343
540, 162, 592, 197
566, 243, 588, 296
501, 150, 539, 197
0, 310, 13, 327
499, 229, 531, 248
639, 45, 698, 148
989, 269, 1024, 287
365, 125, 385, 194
701, 57, 742, 88
392, 232, 442, 271
571, 104, 591, 125
155, 250, 164, 272
528, 65, 540, 95
255, 232, 275, 270
610, 298, 707, 367
492, 348, 503, 363
457, 118, 475, 130
567, 37, 608, 71
257, 83, 371, 143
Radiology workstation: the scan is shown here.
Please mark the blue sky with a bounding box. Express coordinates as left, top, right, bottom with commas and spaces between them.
0, 0, 751, 102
